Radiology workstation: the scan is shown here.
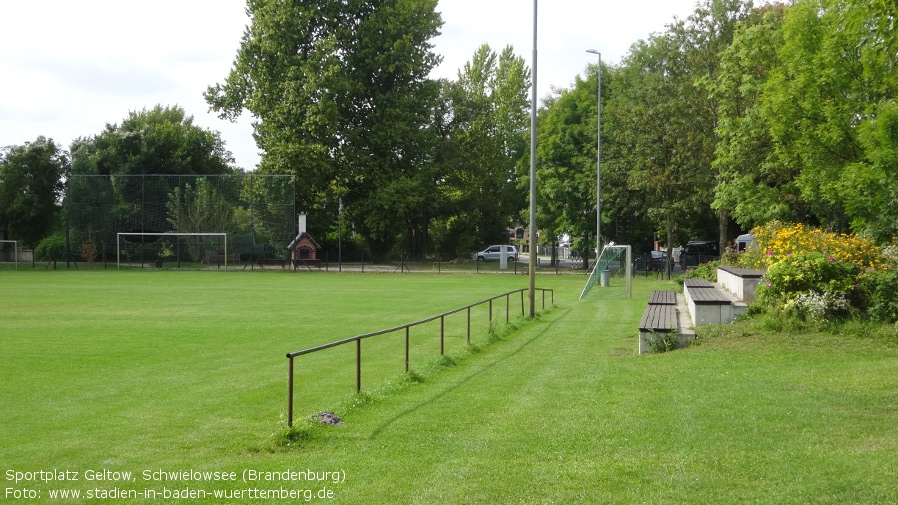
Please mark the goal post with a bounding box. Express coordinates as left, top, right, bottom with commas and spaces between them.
0, 240, 18, 270
116, 233, 228, 270
580, 244, 632, 300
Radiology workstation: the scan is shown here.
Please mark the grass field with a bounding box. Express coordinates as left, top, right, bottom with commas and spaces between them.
2, 268, 897, 503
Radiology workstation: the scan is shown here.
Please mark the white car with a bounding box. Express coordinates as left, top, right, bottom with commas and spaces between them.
473, 245, 518, 262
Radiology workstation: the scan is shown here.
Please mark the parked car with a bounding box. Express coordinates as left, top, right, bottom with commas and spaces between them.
634, 251, 669, 271
679, 240, 720, 269
473, 245, 518, 262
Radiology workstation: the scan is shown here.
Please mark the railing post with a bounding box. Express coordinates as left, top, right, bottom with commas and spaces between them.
356, 339, 361, 393
521, 290, 525, 316
405, 326, 410, 372
466, 306, 471, 344
440, 315, 445, 355
287, 356, 294, 427
489, 299, 493, 325
506, 293, 510, 323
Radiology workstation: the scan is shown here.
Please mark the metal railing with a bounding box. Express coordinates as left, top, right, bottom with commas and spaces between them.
285, 287, 554, 426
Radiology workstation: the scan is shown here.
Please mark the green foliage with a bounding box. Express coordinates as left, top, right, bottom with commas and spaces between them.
861, 266, 898, 323
207, 0, 444, 260
756, 251, 860, 322
433, 45, 531, 258
683, 260, 720, 282
71, 105, 234, 176
0, 137, 68, 247
647, 331, 681, 353
34, 232, 67, 261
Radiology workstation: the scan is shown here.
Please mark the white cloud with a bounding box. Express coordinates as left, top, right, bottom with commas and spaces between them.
0, 0, 700, 170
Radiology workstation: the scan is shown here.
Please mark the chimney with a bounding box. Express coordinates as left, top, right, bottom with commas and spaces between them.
298, 212, 307, 235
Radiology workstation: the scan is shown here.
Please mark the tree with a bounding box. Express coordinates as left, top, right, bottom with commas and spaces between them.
71, 105, 235, 176
166, 179, 236, 261
608, 31, 718, 259
0, 137, 69, 247
206, 0, 443, 260
432, 44, 531, 257
676, 0, 755, 253
757, 0, 898, 240
532, 75, 601, 267
709, 4, 797, 229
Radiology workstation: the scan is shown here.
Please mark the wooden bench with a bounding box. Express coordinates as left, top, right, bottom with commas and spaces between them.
639, 304, 679, 333
638, 290, 695, 354
684, 278, 717, 289
648, 289, 676, 305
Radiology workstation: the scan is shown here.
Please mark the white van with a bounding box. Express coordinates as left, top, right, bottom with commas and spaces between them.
735, 233, 755, 252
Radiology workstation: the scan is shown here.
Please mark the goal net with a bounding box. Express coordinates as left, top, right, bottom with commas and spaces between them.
580, 244, 632, 300
116, 233, 228, 270
0, 240, 18, 270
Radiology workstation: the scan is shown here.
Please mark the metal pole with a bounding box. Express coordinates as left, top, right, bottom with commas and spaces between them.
287, 357, 294, 427
587, 49, 602, 256
338, 198, 343, 272
528, 0, 538, 318
355, 339, 361, 393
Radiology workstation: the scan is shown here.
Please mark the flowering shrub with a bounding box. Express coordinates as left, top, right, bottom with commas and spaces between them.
783, 291, 851, 322
758, 251, 857, 298
741, 220, 884, 272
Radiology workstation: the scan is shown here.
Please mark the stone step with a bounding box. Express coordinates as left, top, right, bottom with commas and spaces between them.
684, 281, 748, 327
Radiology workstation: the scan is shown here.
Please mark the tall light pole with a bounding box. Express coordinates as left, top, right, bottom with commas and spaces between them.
528, 0, 538, 317
586, 49, 601, 260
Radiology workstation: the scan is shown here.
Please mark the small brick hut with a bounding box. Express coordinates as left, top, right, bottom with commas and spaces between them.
288, 213, 320, 266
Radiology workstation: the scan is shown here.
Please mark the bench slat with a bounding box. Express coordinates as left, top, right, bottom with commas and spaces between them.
639, 304, 678, 333
648, 290, 676, 305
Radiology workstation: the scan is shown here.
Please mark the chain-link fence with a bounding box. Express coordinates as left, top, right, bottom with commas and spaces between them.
64, 174, 295, 268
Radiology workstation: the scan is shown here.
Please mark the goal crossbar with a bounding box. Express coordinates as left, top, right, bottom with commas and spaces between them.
116, 233, 228, 270
0, 240, 18, 270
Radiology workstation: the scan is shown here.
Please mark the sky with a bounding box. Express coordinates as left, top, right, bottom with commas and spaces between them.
0, 0, 702, 171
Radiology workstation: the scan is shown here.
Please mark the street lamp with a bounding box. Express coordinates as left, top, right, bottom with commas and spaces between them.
586, 49, 601, 260
528, 0, 538, 317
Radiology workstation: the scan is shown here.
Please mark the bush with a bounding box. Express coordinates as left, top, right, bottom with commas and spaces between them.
34, 232, 67, 261
756, 251, 862, 322
862, 268, 898, 323
683, 260, 720, 282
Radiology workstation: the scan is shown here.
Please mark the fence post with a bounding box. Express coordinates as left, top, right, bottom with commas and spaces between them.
521, 290, 525, 316
440, 316, 445, 355
506, 293, 510, 323
466, 306, 471, 344
405, 326, 410, 372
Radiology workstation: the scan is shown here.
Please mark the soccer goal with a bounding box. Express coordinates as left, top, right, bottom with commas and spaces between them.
116, 233, 228, 270
580, 244, 632, 300
0, 240, 18, 270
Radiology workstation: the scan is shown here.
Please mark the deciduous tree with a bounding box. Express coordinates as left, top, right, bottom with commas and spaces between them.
0, 137, 69, 247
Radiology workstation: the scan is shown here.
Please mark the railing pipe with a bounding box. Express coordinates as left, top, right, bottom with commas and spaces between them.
285, 288, 554, 426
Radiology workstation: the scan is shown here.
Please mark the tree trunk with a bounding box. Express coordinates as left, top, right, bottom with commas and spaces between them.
719, 209, 729, 258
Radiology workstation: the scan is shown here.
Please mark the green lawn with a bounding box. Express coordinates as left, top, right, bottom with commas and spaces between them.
1, 269, 896, 503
